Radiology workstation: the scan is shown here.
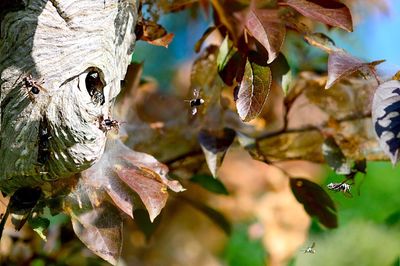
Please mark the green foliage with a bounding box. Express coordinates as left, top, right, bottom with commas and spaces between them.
223, 224, 267, 266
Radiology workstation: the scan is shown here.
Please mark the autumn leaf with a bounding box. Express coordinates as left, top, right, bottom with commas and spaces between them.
198, 128, 236, 177
245, 9, 286, 63
279, 0, 353, 32
372, 80, 400, 165
136, 19, 174, 47
236, 57, 272, 122
326, 51, 385, 89
290, 178, 337, 228
304, 32, 342, 54
66, 188, 123, 266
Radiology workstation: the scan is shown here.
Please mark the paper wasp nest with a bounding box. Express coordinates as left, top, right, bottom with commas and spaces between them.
0, 0, 137, 194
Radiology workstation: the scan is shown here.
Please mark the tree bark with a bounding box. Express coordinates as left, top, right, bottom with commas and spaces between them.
0, 0, 138, 194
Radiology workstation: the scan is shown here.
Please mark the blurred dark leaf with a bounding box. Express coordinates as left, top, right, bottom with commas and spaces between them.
385, 210, 400, 227
183, 196, 231, 235
326, 51, 384, 89
66, 190, 123, 266
217, 35, 240, 85
245, 9, 285, 63
322, 136, 352, 174
198, 128, 236, 177
29, 216, 50, 241
372, 80, 400, 165
190, 174, 229, 195
133, 209, 162, 240
195, 26, 217, 53
236, 57, 272, 122
354, 159, 367, 174
290, 178, 337, 228
391, 257, 400, 266
279, 0, 353, 32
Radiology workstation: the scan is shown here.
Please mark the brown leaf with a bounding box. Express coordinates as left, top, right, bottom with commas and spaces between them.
81, 139, 184, 222
114, 166, 169, 222
66, 189, 123, 266
304, 32, 342, 54
326, 51, 385, 89
137, 19, 174, 47
198, 128, 236, 177
236, 57, 272, 122
147, 33, 175, 48
290, 178, 337, 228
246, 9, 286, 63
279, 0, 353, 32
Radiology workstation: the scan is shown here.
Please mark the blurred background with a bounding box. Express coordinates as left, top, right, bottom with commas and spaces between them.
130, 0, 400, 265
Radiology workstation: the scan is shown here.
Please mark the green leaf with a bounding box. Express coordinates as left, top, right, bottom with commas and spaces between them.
217, 35, 240, 85
236, 58, 272, 122
290, 178, 337, 228
29, 216, 50, 241
190, 174, 229, 195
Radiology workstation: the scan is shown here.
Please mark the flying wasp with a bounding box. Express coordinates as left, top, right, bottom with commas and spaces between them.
301, 242, 316, 254
327, 182, 352, 198
185, 88, 204, 116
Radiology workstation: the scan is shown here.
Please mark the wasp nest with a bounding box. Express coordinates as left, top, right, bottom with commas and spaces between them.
0, 0, 137, 194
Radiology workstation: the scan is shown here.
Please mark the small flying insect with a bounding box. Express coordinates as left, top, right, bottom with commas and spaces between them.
327, 182, 352, 198
301, 242, 316, 254
23, 75, 48, 102
185, 88, 204, 115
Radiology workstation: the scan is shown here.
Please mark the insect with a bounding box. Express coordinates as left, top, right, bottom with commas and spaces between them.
23, 75, 48, 101
327, 182, 352, 197
301, 242, 316, 254
185, 88, 204, 115
99, 116, 120, 132
86, 71, 105, 106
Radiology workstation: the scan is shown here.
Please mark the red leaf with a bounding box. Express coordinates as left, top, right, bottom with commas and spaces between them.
279, 0, 353, 32
326, 51, 385, 89
246, 9, 286, 63
236, 57, 272, 122
114, 166, 168, 222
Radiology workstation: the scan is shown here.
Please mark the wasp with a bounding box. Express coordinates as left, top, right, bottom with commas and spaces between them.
301, 242, 316, 254
327, 182, 352, 197
23, 75, 48, 102
185, 88, 204, 115
99, 116, 120, 132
